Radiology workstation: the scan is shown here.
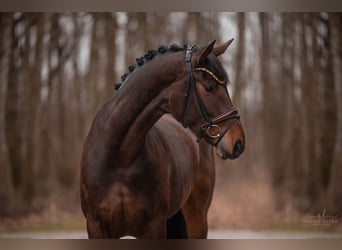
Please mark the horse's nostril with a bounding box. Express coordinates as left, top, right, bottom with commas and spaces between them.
233, 140, 244, 157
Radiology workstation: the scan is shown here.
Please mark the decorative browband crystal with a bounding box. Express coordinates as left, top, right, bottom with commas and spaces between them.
193, 67, 225, 85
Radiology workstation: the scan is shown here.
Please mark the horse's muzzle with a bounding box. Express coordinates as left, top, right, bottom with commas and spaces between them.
216, 139, 244, 159
215, 117, 245, 160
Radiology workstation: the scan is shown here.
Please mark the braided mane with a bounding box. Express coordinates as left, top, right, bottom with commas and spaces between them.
114, 44, 189, 90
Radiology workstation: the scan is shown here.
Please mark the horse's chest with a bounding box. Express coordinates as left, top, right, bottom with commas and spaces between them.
109, 158, 194, 216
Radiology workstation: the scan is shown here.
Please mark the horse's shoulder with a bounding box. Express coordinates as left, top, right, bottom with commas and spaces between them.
155, 114, 197, 145
145, 115, 198, 159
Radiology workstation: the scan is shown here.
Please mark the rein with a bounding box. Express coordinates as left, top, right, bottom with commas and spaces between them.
180, 45, 240, 146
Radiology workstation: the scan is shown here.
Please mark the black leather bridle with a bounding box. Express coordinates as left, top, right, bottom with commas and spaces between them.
180, 45, 240, 146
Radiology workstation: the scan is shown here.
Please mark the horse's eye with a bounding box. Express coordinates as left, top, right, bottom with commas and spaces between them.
205, 85, 215, 93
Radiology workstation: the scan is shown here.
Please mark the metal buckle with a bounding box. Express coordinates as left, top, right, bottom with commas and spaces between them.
206, 124, 222, 139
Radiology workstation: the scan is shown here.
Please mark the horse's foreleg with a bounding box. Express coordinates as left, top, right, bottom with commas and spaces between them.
86, 214, 109, 239
141, 216, 167, 239
182, 186, 213, 239
183, 142, 215, 239
182, 206, 209, 239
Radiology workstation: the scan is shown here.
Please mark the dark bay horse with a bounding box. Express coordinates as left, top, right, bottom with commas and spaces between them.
80, 40, 245, 238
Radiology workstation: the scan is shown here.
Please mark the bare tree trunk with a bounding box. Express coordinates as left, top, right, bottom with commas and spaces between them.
303, 13, 320, 205
4, 14, 24, 192
22, 13, 45, 202
186, 12, 201, 44
279, 13, 295, 198
186, 13, 220, 45
233, 12, 245, 108
38, 13, 59, 194
259, 12, 271, 127
125, 13, 147, 68
145, 13, 171, 48
71, 13, 86, 140
285, 14, 305, 204
53, 14, 74, 187
329, 12, 342, 213
87, 13, 102, 118
259, 13, 283, 188
104, 13, 117, 95
318, 13, 337, 190
0, 13, 14, 216
299, 13, 313, 202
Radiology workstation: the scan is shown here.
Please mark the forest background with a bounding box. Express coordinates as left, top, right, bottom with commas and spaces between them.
0, 12, 341, 231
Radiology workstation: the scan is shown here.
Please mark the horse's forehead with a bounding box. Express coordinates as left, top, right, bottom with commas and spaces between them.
206, 55, 228, 82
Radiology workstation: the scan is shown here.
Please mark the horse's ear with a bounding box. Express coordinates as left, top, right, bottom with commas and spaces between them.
196, 40, 216, 65
212, 38, 234, 57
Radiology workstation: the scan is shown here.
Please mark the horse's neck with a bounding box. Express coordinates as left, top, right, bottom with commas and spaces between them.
102, 55, 183, 164
117, 93, 166, 163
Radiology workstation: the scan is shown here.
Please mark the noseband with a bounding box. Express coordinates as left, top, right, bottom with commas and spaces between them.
180, 45, 240, 146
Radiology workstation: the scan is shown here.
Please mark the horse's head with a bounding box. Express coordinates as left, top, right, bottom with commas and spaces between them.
168, 40, 245, 160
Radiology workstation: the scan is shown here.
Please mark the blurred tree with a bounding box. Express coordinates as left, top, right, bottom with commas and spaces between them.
24, 13, 45, 200
232, 12, 245, 109
5, 14, 24, 193
104, 13, 117, 95
125, 13, 147, 69
87, 13, 102, 118
185, 13, 220, 45
0, 12, 341, 220
0, 13, 14, 215
317, 13, 337, 190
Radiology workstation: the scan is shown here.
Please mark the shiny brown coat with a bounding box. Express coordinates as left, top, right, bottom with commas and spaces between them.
80, 41, 245, 238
